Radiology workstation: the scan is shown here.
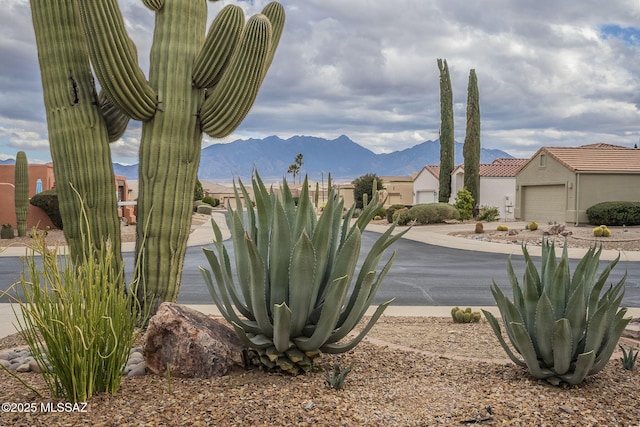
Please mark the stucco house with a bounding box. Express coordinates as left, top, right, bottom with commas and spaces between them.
413, 159, 527, 219
515, 143, 640, 224
0, 162, 135, 229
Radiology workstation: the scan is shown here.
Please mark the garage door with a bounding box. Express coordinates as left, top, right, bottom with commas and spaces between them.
416, 190, 437, 204
522, 185, 566, 223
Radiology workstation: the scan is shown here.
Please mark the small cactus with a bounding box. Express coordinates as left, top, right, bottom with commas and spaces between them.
475, 222, 484, 233
594, 225, 610, 237
451, 306, 481, 323
527, 221, 538, 231
1, 224, 15, 239
496, 225, 509, 232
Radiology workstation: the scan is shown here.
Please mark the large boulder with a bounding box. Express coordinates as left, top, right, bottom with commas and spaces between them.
143, 302, 245, 378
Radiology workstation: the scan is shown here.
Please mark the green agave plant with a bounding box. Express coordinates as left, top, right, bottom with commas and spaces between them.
483, 240, 630, 385
200, 171, 407, 373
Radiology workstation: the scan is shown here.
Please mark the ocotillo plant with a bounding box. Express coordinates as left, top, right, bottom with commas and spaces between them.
76, 1, 285, 313
30, 0, 123, 268
14, 151, 29, 237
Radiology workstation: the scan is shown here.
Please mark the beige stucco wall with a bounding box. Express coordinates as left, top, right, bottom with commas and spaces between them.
515, 151, 576, 222
576, 173, 640, 223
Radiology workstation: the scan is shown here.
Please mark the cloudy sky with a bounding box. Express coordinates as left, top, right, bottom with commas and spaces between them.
1, 0, 640, 165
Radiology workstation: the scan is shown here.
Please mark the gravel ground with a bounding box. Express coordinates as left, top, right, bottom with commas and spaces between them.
1, 316, 639, 426
1, 220, 639, 425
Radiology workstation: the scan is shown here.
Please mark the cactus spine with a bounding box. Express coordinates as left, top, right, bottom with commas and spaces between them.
29, 0, 122, 268
14, 151, 29, 237
75, 0, 285, 313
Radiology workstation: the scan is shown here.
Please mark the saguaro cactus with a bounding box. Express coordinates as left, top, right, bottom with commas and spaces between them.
14, 151, 29, 237
75, 0, 285, 313
30, 0, 123, 266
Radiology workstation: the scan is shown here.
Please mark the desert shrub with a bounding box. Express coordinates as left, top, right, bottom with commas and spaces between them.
29, 189, 63, 229
202, 196, 219, 207
193, 200, 204, 212
392, 207, 411, 225
496, 225, 509, 231
386, 204, 407, 223
406, 203, 459, 225
454, 188, 474, 221
586, 201, 640, 226
197, 204, 213, 215
476, 205, 500, 222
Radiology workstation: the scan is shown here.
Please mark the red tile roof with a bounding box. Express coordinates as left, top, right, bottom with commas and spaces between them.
537, 146, 640, 172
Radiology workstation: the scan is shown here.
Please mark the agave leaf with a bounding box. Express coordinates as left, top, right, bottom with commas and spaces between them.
587, 253, 619, 321
583, 301, 608, 355
230, 322, 273, 349
292, 175, 316, 240
570, 245, 597, 294
511, 322, 554, 379
489, 282, 525, 355
522, 259, 540, 334
201, 250, 258, 332
237, 177, 257, 241
326, 270, 377, 344
293, 275, 351, 352
308, 193, 335, 310
565, 285, 586, 353
272, 303, 293, 353
327, 226, 362, 292
336, 250, 397, 335
552, 318, 572, 375
269, 200, 291, 309
506, 256, 524, 314
559, 351, 595, 385
591, 309, 631, 374
321, 298, 393, 354
547, 256, 569, 320
245, 234, 273, 337
231, 211, 253, 312
540, 240, 556, 293
288, 231, 317, 336
534, 293, 554, 367
482, 310, 526, 366
252, 172, 272, 263
522, 244, 542, 295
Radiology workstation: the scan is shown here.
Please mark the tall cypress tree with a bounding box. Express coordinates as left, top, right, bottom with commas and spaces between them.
463, 69, 480, 209
437, 59, 454, 203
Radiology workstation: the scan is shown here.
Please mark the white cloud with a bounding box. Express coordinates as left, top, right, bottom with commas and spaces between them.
1, 0, 639, 165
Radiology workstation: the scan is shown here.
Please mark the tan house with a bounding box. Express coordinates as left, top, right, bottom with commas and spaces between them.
514, 144, 640, 224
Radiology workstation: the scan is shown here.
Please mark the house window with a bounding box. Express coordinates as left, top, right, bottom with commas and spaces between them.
539, 153, 546, 167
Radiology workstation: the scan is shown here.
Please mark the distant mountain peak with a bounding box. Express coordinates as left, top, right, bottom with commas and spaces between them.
112, 135, 513, 182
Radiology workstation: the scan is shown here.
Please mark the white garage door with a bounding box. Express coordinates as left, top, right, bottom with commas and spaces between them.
416, 190, 437, 204
522, 185, 566, 223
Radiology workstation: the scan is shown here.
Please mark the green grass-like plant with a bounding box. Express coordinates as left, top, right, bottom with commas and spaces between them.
619, 345, 638, 371
7, 196, 144, 402
324, 363, 353, 391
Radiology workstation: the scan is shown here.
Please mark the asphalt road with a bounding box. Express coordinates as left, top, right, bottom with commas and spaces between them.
2, 231, 639, 307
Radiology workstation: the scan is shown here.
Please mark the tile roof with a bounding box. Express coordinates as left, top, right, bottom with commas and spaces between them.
478, 159, 528, 177
418, 165, 440, 179
451, 158, 527, 177
540, 146, 640, 172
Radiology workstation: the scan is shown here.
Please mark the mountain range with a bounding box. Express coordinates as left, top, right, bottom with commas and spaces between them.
5, 135, 513, 182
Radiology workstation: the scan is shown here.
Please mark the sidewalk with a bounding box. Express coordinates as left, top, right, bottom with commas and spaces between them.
2, 215, 639, 339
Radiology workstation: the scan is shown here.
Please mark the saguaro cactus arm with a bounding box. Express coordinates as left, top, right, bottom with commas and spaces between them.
98, 91, 130, 143
199, 2, 285, 138
192, 4, 244, 90
76, 0, 156, 121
